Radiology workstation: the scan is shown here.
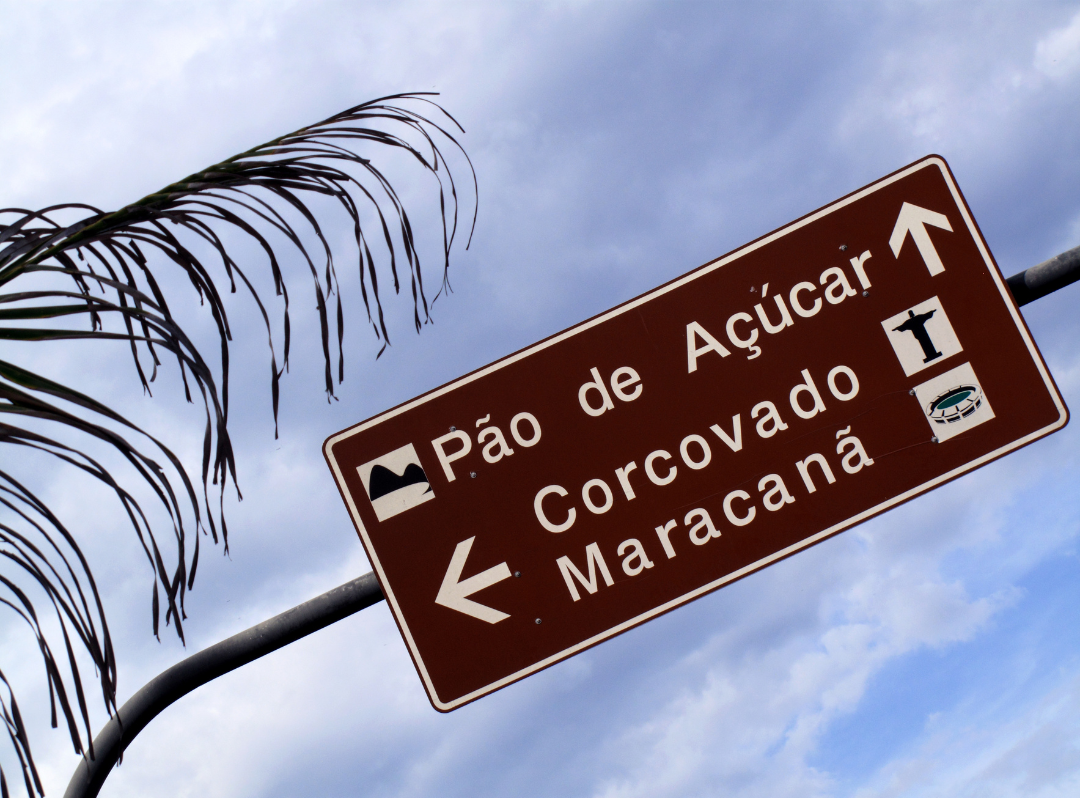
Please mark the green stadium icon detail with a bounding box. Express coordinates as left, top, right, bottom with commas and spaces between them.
911, 362, 995, 442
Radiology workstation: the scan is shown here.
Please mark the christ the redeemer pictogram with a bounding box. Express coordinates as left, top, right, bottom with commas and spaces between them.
893, 308, 943, 363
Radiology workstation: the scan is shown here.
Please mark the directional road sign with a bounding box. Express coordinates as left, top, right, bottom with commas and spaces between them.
324, 156, 1068, 711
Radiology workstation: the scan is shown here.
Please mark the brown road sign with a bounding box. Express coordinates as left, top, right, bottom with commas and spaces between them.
324, 155, 1068, 711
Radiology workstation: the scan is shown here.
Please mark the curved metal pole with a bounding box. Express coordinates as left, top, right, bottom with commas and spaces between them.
62, 245, 1080, 798
1007, 244, 1080, 306
63, 573, 384, 798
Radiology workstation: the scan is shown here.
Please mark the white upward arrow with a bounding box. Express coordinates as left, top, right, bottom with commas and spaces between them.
889, 202, 954, 276
435, 537, 512, 624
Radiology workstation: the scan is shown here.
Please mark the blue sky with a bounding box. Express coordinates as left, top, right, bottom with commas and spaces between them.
2, 2, 1080, 796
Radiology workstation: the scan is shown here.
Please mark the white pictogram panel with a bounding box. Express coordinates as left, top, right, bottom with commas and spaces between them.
912, 362, 995, 442
356, 443, 434, 521
882, 296, 963, 377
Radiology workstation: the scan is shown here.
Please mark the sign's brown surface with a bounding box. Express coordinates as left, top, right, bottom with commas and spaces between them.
324, 156, 1068, 711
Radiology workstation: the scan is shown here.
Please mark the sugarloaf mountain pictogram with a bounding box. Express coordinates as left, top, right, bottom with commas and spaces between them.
368, 462, 430, 501
356, 443, 435, 521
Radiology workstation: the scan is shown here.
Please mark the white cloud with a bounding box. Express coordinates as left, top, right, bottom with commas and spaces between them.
853, 671, 1080, 798
1034, 11, 1080, 79
584, 518, 1021, 798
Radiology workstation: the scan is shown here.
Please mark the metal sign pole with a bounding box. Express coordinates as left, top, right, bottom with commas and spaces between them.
1007, 244, 1080, 305
64, 244, 1078, 798
63, 575, 384, 798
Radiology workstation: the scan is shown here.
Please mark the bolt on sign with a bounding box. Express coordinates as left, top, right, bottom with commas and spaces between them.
324, 156, 1068, 711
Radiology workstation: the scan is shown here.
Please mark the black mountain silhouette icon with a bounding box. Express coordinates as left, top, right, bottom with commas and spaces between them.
368, 462, 431, 501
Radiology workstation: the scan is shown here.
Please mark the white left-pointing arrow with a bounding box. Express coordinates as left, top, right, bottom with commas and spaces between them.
435, 537, 512, 623
889, 201, 954, 276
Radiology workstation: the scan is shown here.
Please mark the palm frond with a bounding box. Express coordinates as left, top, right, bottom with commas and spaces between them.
0, 92, 476, 794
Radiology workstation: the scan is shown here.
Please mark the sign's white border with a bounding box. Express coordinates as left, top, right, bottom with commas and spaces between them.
325, 156, 1069, 711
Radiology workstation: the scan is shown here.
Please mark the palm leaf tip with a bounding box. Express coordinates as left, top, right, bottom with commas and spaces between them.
0, 92, 476, 794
